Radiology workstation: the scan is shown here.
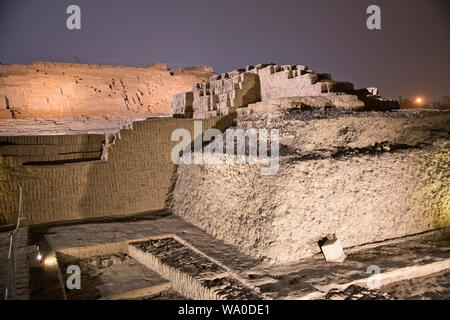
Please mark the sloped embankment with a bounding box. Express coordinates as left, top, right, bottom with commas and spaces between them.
172, 102, 450, 263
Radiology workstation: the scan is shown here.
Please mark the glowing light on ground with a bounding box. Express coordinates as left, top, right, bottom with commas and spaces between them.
44, 255, 58, 267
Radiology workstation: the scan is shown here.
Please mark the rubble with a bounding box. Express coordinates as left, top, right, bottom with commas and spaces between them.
0, 61, 448, 300
169, 64, 398, 118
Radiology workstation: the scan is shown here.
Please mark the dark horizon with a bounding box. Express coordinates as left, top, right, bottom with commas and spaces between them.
0, 0, 449, 101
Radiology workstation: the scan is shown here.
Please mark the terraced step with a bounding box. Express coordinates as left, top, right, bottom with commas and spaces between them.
128, 237, 260, 300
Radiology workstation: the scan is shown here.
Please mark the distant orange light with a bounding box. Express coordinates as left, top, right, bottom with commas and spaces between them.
415, 97, 423, 103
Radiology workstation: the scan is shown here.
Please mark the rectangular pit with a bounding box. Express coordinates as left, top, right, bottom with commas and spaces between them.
128, 237, 260, 300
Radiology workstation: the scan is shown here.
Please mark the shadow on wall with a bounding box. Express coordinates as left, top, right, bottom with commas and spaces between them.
0, 115, 236, 226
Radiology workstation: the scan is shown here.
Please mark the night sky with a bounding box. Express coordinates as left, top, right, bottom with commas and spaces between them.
0, 0, 449, 101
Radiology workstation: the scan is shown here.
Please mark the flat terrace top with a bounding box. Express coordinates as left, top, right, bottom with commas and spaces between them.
0, 109, 448, 137
0, 115, 168, 136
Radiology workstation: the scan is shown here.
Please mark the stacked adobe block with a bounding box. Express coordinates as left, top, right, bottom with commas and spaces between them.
257, 64, 353, 100
169, 64, 355, 118
170, 69, 260, 119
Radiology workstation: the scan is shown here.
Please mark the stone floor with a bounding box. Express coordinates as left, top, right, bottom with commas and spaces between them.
29, 213, 259, 275
18, 214, 449, 300
378, 269, 449, 300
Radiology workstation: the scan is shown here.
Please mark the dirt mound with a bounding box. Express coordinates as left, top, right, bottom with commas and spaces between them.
171, 102, 450, 263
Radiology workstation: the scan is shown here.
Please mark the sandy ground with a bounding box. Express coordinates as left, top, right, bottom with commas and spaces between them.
378, 270, 449, 300
324, 270, 450, 300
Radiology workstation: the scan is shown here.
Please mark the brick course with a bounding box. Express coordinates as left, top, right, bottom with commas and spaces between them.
0, 116, 234, 225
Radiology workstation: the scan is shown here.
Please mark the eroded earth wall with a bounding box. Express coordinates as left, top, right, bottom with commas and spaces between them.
0, 62, 213, 119
172, 105, 450, 263
0, 116, 234, 226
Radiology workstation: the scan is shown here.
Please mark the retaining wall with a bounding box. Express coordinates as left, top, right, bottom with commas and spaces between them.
0, 116, 234, 225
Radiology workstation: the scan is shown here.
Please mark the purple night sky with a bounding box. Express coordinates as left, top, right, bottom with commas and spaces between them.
0, 0, 449, 100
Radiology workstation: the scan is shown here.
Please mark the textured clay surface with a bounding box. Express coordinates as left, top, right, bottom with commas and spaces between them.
172, 106, 450, 263
0, 62, 213, 119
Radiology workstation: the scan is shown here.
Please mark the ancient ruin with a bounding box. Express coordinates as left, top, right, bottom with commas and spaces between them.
0, 61, 448, 301
0, 62, 213, 119
169, 63, 396, 119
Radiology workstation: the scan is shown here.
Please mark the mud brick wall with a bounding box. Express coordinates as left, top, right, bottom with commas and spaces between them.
172, 109, 450, 263
0, 116, 234, 225
258, 64, 354, 101
170, 64, 355, 119
0, 134, 105, 165
0, 62, 213, 119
